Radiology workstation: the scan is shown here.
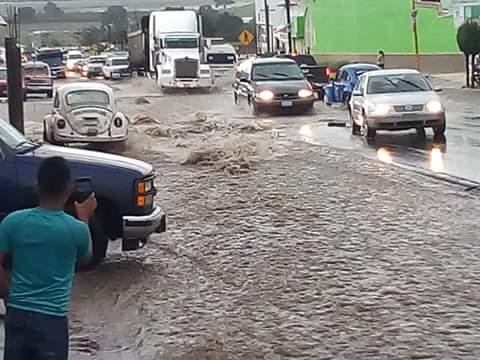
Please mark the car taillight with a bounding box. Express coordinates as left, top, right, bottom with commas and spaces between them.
57, 119, 66, 129
114, 118, 123, 127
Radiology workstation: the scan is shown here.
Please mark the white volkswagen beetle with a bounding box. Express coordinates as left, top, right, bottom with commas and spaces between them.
43, 83, 128, 145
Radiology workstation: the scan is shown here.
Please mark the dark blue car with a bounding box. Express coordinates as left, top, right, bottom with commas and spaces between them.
324, 63, 380, 105
0, 118, 166, 270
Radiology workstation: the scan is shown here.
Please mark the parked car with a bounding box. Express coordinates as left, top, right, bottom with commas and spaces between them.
103, 57, 131, 80
43, 83, 128, 145
81, 56, 108, 78
233, 57, 315, 114
349, 69, 446, 143
65, 50, 84, 72
23, 61, 54, 98
0, 66, 27, 101
0, 118, 166, 269
324, 63, 381, 105
276, 53, 329, 98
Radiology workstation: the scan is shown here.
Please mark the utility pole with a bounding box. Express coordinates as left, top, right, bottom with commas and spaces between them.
263, 0, 271, 53
5, 6, 24, 133
285, 0, 293, 54
411, 0, 420, 70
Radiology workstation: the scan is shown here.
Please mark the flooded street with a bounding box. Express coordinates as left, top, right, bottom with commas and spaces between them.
3, 73, 480, 359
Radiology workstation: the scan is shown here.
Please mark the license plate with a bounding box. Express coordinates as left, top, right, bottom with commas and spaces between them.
87, 129, 98, 136
281, 100, 293, 107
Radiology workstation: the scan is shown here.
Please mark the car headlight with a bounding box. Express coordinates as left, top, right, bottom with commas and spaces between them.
298, 89, 313, 98
135, 178, 154, 208
257, 90, 274, 101
136, 178, 153, 194
370, 103, 391, 116
426, 100, 442, 113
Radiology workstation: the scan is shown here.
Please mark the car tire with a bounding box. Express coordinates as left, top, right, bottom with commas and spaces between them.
416, 127, 426, 138
362, 113, 376, 144
350, 109, 361, 135
76, 216, 109, 272
434, 122, 446, 138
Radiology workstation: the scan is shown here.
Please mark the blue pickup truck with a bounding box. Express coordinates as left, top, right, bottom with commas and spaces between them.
0, 118, 166, 269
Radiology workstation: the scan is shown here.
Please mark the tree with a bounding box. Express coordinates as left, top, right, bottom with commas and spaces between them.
456, 20, 480, 88
214, 0, 234, 10
18, 7, 36, 23
101, 6, 128, 44
216, 12, 243, 42
44, 1, 63, 19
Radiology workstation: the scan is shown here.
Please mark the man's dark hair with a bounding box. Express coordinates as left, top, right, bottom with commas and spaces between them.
37, 156, 71, 198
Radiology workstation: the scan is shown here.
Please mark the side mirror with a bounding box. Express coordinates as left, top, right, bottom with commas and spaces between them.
352, 89, 362, 97
239, 77, 249, 83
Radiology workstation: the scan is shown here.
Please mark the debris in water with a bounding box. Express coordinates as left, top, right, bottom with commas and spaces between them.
135, 97, 151, 105
131, 115, 159, 125
195, 112, 208, 122
146, 126, 172, 137
182, 136, 259, 174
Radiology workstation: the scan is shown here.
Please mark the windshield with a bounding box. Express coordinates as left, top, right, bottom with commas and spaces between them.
0, 118, 28, 149
111, 59, 129, 66
164, 38, 198, 49
24, 66, 49, 76
66, 90, 110, 106
68, 54, 82, 60
367, 73, 432, 94
252, 63, 305, 81
0, 69, 6, 80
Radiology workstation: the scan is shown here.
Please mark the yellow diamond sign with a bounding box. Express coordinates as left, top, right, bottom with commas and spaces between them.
238, 30, 254, 46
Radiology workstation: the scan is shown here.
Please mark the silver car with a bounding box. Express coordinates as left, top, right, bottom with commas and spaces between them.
43, 82, 128, 145
348, 69, 446, 142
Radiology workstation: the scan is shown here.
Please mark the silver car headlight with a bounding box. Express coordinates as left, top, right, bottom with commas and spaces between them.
426, 100, 442, 113
369, 103, 391, 116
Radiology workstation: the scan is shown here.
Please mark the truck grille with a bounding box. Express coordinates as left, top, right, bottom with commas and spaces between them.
175, 58, 198, 79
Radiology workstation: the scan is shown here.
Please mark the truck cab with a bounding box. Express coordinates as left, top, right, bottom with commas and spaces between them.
154, 33, 213, 89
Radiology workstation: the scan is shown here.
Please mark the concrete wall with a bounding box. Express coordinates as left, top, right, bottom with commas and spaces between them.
314, 53, 465, 74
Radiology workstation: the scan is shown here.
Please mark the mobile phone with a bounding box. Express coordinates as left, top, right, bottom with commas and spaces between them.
74, 177, 93, 202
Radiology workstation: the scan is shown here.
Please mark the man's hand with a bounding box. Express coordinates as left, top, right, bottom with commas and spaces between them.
75, 193, 97, 223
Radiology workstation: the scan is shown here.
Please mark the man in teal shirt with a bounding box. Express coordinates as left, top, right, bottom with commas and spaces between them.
0, 156, 97, 360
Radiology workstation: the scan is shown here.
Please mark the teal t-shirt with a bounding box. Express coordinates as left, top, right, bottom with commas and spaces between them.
0, 208, 91, 316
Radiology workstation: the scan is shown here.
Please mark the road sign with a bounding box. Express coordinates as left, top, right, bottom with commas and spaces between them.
238, 30, 254, 46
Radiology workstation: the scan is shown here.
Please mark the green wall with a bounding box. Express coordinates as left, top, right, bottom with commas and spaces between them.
305, 0, 459, 54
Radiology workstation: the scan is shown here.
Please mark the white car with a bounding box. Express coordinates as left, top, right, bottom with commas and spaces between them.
65, 50, 83, 72
81, 56, 108, 78
43, 83, 128, 145
103, 57, 131, 80
349, 69, 446, 142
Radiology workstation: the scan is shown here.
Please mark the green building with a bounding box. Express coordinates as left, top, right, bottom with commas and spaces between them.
295, 0, 465, 73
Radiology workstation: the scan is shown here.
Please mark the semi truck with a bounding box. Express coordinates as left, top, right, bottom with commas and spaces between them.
128, 8, 213, 89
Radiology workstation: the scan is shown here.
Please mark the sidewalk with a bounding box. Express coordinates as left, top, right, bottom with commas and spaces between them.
429, 72, 471, 90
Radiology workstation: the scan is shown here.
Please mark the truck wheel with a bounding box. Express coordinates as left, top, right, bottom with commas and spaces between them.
77, 216, 109, 272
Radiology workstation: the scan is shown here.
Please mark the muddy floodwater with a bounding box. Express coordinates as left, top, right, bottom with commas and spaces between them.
3, 75, 480, 359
